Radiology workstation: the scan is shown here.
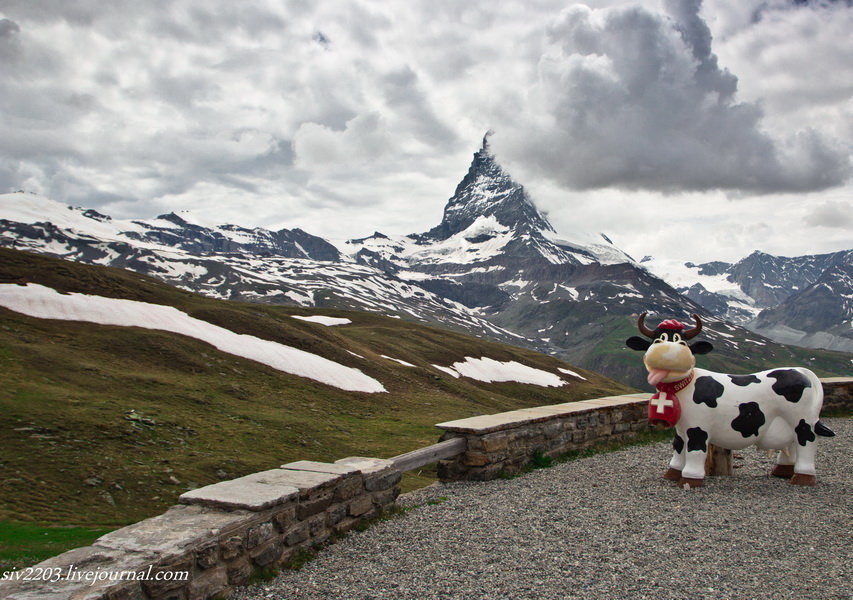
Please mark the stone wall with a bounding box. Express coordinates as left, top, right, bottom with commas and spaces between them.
435, 378, 852, 482
436, 394, 650, 481
0, 458, 401, 600
2, 379, 849, 600
821, 377, 853, 414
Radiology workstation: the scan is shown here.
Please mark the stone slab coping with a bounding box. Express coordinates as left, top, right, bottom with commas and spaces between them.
281, 460, 362, 476
821, 377, 853, 383
179, 458, 399, 512
179, 468, 341, 511
335, 456, 396, 475
95, 504, 249, 555
435, 394, 648, 434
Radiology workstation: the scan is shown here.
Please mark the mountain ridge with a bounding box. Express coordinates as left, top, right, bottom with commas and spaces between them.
422, 135, 556, 241
642, 248, 853, 352
2, 138, 850, 385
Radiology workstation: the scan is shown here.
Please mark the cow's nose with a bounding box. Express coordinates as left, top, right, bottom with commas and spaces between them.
646, 342, 693, 370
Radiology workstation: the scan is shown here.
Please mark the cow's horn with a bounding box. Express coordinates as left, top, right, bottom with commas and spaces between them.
637, 312, 656, 338
682, 313, 703, 340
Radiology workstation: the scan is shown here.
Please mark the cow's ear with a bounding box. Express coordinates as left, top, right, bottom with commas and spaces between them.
626, 336, 651, 351
690, 341, 714, 355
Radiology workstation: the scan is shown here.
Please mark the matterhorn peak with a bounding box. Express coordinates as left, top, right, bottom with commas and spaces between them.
424, 133, 555, 241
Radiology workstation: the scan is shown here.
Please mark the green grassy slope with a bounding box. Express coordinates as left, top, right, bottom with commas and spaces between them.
0, 248, 632, 530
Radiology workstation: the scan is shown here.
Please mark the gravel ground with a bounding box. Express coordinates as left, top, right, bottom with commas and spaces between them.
236, 418, 851, 600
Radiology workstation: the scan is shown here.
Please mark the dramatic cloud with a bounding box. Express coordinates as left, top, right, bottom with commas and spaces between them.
714, 0, 853, 140
491, 0, 849, 193
0, 0, 850, 261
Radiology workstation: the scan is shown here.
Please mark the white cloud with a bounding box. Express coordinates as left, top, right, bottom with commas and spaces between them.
0, 0, 850, 263
293, 113, 393, 171
804, 198, 853, 229
490, 1, 849, 194
711, 0, 853, 142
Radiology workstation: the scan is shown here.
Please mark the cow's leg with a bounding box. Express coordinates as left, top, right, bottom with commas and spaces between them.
770, 444, 796, 479
664, 431, 686, 480
678, 426, 708, 488
791, 419, 817, 486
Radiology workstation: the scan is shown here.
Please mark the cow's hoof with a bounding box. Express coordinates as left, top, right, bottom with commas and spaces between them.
663, 468, 682, 481
789, 473, 816, 486
677, 477, 704, 489
771, 464, 795, 479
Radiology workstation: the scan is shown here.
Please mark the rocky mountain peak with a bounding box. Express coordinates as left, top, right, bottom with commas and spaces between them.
423, 134, 555, 241
156, 212, 190, 226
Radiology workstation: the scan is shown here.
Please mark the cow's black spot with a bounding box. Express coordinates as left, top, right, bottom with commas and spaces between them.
729, 374, 760, 387
767, 369, 811, 403
692, 376, 724, 408
686, 427, 708, 452
673, 433, 684, 454
795, 419, 816, 447
731, 402, 765, 438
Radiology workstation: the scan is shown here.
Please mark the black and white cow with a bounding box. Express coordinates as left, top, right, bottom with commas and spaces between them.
626, 312, 834, 488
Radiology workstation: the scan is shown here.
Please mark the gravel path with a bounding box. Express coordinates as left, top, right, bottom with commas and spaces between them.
237, 418, 851, 600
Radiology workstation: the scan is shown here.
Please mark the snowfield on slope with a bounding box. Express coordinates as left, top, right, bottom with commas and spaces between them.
291, 315, 352, 326
434, 357, 565, 387
380, 355, 416, 367
0, 283, 386, 393
558, 367, 587, 381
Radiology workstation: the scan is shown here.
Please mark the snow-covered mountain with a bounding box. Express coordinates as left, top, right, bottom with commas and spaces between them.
343, 137, 716, 374
346, 135, 633, 281
0, 192, 522, 345
0, 194, 341, 261
2, 137, 850, 385
642, 249, 853, 352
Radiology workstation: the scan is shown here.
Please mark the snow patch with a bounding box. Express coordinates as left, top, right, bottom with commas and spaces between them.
0, 283, 385, 393
396, 270, 433, 281
461, 215, 508, 238
435, 357, 565, 387
432, 364, 460, 378
380, 355, 416, 367
557, 367, 588, 381
291, 315, 352, 326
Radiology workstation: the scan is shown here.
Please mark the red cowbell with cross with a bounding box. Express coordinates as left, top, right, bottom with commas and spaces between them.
648, 387, 682, 426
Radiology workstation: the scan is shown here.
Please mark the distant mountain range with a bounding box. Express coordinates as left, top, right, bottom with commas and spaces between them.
642, 249, 853, 352
2, 136, 850, 385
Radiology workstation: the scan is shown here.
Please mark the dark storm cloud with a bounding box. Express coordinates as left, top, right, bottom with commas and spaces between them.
0, 17, 20, 63
0, 17, 19, 37
665, 0, 737, 101
380, 66, 458, 146
0, 0, 850, 256
493, 1, 850, 194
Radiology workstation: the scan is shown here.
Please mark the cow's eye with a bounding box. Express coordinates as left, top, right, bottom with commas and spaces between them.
656, 333, 669, 343
672, 333, 682, 342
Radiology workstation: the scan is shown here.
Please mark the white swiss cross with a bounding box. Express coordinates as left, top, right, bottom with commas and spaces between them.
651, 395, 673, 414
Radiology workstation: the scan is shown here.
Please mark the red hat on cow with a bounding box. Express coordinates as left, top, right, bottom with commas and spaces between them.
658, 319, 685, 331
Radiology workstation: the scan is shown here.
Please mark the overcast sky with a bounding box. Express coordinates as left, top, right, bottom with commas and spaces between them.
1, 0, 850, 263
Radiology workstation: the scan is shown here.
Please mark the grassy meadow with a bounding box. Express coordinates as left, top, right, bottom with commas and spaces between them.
0, 248, 634, 569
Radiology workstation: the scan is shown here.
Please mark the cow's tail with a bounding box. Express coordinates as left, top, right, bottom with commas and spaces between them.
815, 421, 835, 437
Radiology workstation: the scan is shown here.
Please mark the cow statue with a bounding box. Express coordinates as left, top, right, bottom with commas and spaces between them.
626, 312, 834, 488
